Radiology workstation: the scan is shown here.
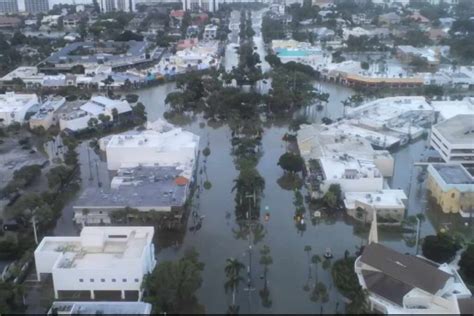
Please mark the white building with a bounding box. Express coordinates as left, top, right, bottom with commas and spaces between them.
203, 24, 217, 40
297, 124, 394, 196
29, 97, 66, 130
344, 96, 435, 148
344, 190, 407, 223
0, 92, 38, 126
59, 96, 132, 132
99, 0, 135, 12
48, 301, 152, 315
432, 97, 474, 121
105, 121, 200, 174
430, 115, 474, 167
355, 242, 472, 314
34, 226, 156, 301
272, 40, 331, 69
181, 0, 219, 12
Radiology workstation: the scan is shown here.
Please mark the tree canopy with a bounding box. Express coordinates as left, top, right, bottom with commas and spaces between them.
422, 233, 461, 264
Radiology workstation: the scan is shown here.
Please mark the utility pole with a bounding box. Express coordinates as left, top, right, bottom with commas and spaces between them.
32, 215, 38, 245
87, 147, 93, 181
415, 216, 421, 255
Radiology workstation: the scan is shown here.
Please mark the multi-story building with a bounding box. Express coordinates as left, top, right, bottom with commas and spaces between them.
0, 0, 18, 13
430, 115, 474, 167
29, 96, 66, 130
24, 0, 49, 13
355, 242, 472, 314
0, 92, 39, 126
181, 0, 218, 12
427, 163, 474, 216
34, 226, 157, 301
99, 0, 135, 12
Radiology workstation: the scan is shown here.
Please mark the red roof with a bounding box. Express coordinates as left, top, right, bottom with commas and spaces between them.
170, 10, 185, 18
175, 176, 189, 186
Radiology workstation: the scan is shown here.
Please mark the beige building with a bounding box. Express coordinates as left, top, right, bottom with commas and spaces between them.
427, 164, 474, 217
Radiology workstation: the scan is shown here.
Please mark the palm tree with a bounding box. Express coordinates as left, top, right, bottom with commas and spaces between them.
224, 258, 245, 311
259, 245, 273, 290
311, 254, 321, 284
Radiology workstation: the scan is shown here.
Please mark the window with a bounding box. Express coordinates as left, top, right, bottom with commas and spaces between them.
122, 278, 127, 282
452, 193, 456, 198
134, 278, 139, 283
90, 278, 94, 282
79, 278, 84, 283
112, 278, 116, 282
101, 278, 105, 282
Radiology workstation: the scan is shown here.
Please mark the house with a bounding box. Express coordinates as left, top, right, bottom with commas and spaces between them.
379, 12, 401, 25
427, 163, 474, 217
0, 16, 21, 28
34, 226, 157, 301
355, 242, 472, 314
0, 92, 39, 126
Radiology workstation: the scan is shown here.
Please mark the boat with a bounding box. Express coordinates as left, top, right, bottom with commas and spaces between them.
324, 248, 333, 259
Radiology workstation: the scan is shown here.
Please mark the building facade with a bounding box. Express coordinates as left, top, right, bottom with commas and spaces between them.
181, 0, 218, 12
24, 0, 49, 13
34, 226, 157, 301
427, 164, 474, 216
430, 115, 474, 167
99, 0, 135, 12
0, 0, 18, 13
0, 92, 39, 126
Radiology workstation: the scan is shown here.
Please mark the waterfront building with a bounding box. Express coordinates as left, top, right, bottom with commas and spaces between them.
427, 163, 474, 217
355, 242, 472, 314
297, 124, 394, 195
48, 301, 152, 315
344, 190, 407, 224
344, 96, 435, 149
59, 96, 132, 132
0, 92, 39, 126
430, 115, 474, 167
34, 226, 157, 300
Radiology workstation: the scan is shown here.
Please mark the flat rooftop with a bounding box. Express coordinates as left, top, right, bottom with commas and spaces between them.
432, 98, 474, 120
38, 227, 154, 270
74, 165, 188, 210
433, 114, 474, 146
432, 164, 474, 185
50, 301, 151, 314
46, 41, 147, 65
344, 190, 407, 209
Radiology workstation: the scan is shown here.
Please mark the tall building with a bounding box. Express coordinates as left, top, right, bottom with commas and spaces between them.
0, 0, 19, 13
24, 0, 49, 13
99, 0, 135, 12
181, 0, 218, 12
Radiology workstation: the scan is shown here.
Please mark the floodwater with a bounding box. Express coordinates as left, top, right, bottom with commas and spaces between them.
46, 10, 444, 314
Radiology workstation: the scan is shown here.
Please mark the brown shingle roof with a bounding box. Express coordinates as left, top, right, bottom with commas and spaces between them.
360, 243, 451, 295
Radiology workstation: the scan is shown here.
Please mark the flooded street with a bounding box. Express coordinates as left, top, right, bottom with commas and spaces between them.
46, 10, 444, 314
